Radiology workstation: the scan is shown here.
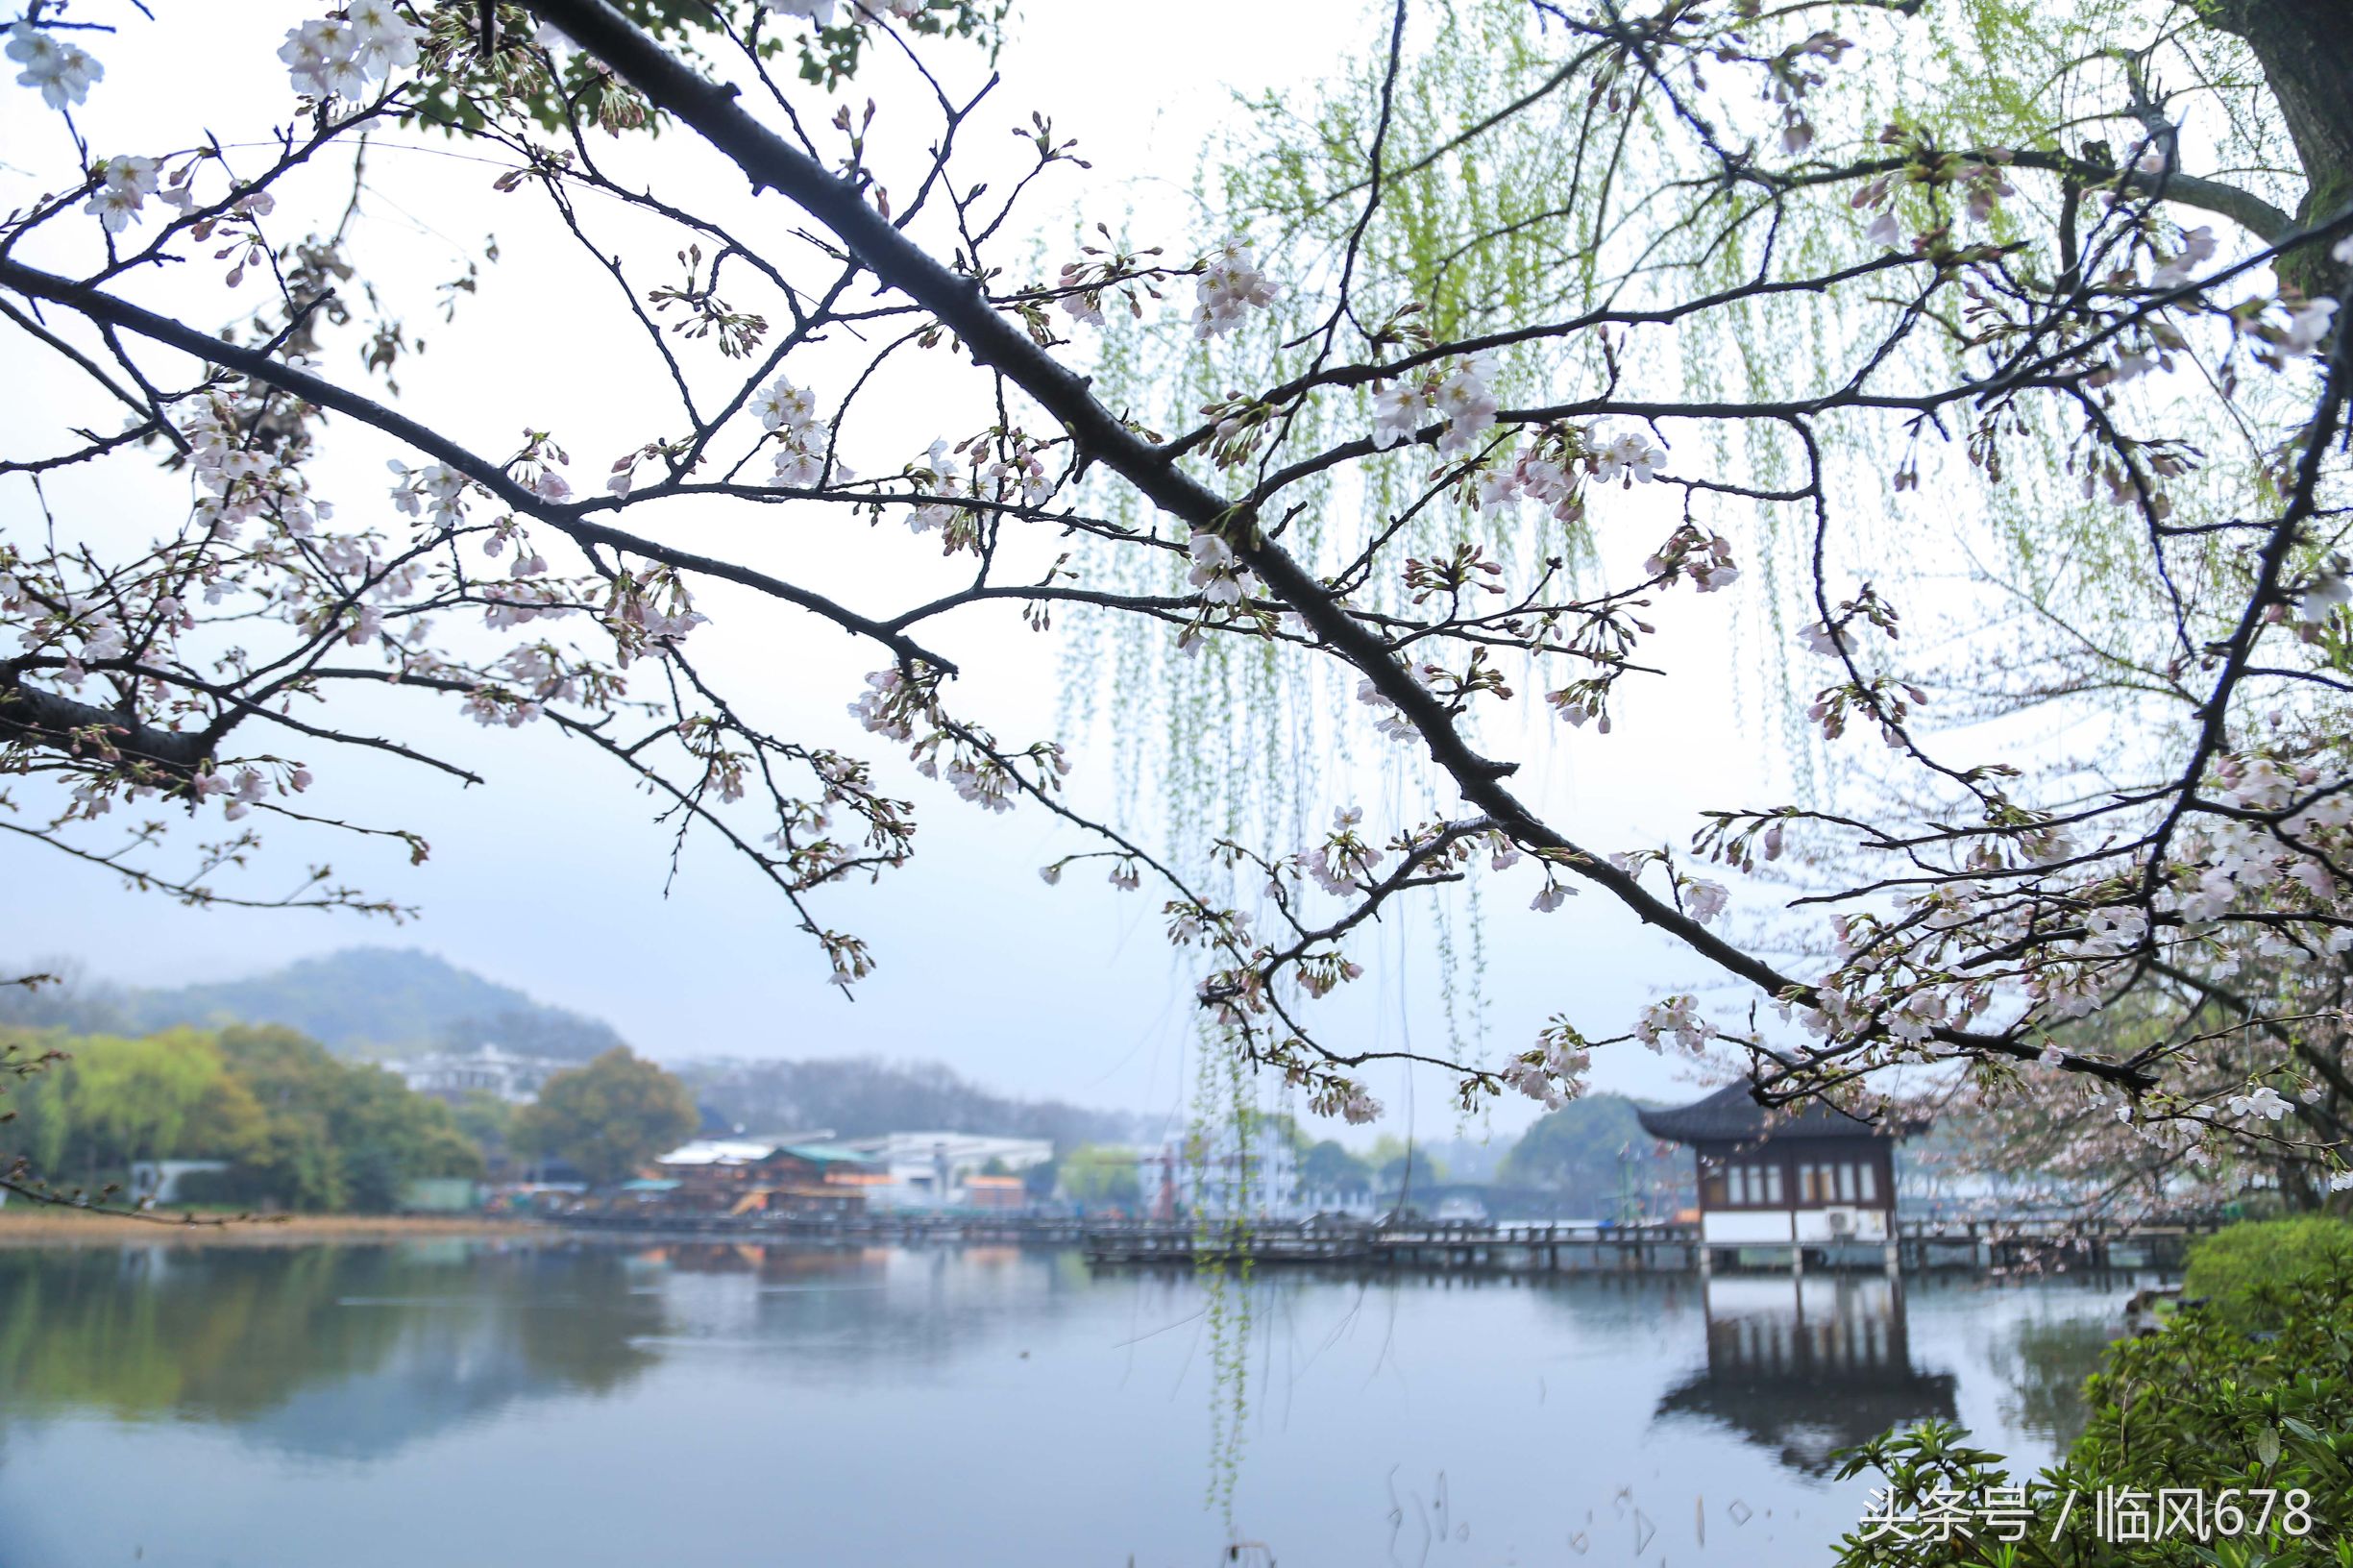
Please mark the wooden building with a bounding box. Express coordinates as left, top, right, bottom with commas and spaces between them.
646, 1139, 883, 1217
1635, 1084, 1909, 1268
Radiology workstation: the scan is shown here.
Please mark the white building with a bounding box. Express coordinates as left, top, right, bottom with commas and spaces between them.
129, 1159, 231, 1205
841, 1132, 1053, 1211
387, 1042, 575, 1105
1136, 1123, 1302, 1220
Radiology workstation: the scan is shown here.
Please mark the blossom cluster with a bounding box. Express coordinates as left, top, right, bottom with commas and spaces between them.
1186, 529, 1259, 606
1634, 995, 1717, 1053
1304, 807, 1383, 897
1501, 1019, 1592, 1110
1372, 356, 1500, 455
82, 156, 160, 233
6, 20, 100, 109
1469, 425, 1663, 526
1191, 235, 1278, 339
752, 375, 838, 488
281, 3, 425, 102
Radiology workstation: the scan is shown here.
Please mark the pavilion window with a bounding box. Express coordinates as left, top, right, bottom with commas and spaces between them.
1837, 1163, 1857, 1203
1760, 1163, 1783, 1204
1856, 1161, 1877, 1202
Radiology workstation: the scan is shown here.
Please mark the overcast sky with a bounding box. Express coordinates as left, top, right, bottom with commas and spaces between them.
0, 0, 1802, 1142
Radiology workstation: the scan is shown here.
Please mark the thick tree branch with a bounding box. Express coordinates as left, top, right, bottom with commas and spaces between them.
526, 0, 2161, 1090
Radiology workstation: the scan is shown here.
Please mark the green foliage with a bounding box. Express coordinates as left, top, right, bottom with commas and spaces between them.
1361, 1133, 1446, 1187
449, 1089, 517, 1156
0, 1023, 481, 1212
210, 1026, 482, 1211
1057, 1142, 1140, 1206
0, 1028, 229, 1176
401, 0, 1007, 135
2184, 1217, 2353, 1328
1498, 1094, 1642, 1183
510, 1047, 698, 1188
1831, 1259, 2353, 1566
1072, 0, 2315, 947
1298, 1138, 1373, 1195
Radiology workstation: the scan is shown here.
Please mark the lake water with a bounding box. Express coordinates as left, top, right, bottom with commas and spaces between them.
0, 1239, 2152, 1567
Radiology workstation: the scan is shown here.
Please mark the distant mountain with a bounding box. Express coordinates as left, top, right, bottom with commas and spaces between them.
1, 949, 1150, 1144
680, 1056, 1148, 1151
0, 947, 627, 1061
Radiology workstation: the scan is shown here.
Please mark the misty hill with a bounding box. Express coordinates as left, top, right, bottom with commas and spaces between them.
680, 1056, 1147, 1150
0, 947, 626, 1061
1497, 1094, 1694, 1215
3, 948, 1149, 1147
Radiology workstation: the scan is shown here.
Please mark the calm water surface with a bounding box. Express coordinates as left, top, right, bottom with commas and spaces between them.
0, 1240, 2147, 1567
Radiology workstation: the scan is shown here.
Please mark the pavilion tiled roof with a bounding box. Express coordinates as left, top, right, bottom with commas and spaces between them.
1634, 1083, 1905, 1144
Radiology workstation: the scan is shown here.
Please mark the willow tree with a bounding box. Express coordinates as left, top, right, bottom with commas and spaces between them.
1, 0, 2349, 1204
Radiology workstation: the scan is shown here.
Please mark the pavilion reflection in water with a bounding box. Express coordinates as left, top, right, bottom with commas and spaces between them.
1655, 1275, 1958, 1475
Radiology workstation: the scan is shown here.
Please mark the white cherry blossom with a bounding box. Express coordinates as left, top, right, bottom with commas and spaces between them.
1591, 431, 1663, 485
2224, 1085, 2292, 1122
82, 155, 159, 233
764, 0, 840, 26
1191, 235, 1277, 339
2282, 298, 2339, 357
1370, 381, 1431, 449
2147, 225, 2216, 289
6, 21, 100, 110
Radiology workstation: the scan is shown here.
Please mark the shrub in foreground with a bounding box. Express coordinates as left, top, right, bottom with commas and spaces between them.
1832, 1258, 2353, 1566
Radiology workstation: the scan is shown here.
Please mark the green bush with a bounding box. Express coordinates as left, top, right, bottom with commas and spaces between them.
0, 1022, 483, 1213
2183, 1217, 2353, 1328
1831, 1259, 2353, 1566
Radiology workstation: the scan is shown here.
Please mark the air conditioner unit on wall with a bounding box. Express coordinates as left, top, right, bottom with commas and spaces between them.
1826, 1209, 1855, 1236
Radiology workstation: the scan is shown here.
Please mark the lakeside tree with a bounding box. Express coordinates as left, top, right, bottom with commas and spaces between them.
510, 1046, 698, 1186
1, 0, 2350, 1206
185, 1023, 483, 1209
1056, 1142, 1140, 1207
1296, 1138, 1372, 1198
0, 1022, 480, 1208
1497, 1094, 1683, 1212
0, 1026, 246, 1183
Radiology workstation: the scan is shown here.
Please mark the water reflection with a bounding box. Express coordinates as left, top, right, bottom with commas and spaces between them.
1654, 1275, 1959, 1474
634, 1241, 1095, 1368
1989, 1312, 2118, 1449
0, 1242, 663, 1458
0, 1243, 2153, 1568
0, 1241, 1108, 1463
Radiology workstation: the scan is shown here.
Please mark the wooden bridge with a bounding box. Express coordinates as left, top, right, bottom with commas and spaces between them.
1079, 1216, 2215, 1275
551, 1210, 1100, 1245
543, 1211, 2214, 1274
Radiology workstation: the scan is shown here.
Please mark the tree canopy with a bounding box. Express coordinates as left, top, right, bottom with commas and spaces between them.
0, 1022, 480, 1209
510, 1046, 698, 1185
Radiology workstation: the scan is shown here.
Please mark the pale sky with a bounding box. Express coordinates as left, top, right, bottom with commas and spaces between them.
0, 0, 1796, 1139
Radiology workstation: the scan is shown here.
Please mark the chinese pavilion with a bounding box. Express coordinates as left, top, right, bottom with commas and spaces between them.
1636, 1083, 1911, 1270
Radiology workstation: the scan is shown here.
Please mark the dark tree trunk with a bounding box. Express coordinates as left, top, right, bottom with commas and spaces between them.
2198, 0, 2353, 290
